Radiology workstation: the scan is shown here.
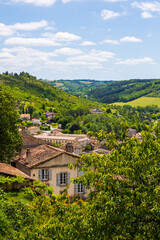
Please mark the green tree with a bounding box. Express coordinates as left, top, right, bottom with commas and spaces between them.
70, 131, 160, 239
0, 86, 22, 163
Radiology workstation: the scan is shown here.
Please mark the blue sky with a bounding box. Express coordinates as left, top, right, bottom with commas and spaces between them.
0, 0, 160, 80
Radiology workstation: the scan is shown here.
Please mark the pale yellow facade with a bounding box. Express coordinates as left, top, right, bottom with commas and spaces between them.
30, 153, 89, 198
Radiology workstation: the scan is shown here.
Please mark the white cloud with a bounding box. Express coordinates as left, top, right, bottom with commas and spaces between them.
0, 20, 48, 36
54, 47, 83, 55
5, 31, 81, 46
11, 20, 48, 31
116, 57, 155, 65
120, 36, 142, 42
101, 39, 120, 45
0, 23, 15, 36
80, 41, 97, 46
5, 37, 61, 46
132, 1, 160, 12
11, 0, 57, 7
141, 11, 153, 18
68, 50, 115, 63
101, 9, 121, 20
54, 32, 81, 41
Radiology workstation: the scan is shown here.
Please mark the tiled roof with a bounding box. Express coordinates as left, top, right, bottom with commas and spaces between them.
14, 143, 80, 169
22, 133, 47, 146
20, 114, 30, 117
0, 163, 32, 179
15, 144, 63, 168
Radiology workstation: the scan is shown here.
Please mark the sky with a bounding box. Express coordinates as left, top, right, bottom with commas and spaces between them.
0, 0, 160, 80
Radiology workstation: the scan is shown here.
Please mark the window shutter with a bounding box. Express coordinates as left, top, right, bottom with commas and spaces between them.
67, 172, 70, 184
56, 173, 60, 186
78, 167, 83, 176
49, 169, 52, 180
84, 186, 87, 194
74, 183, 78, 194
39, 170, 42, 180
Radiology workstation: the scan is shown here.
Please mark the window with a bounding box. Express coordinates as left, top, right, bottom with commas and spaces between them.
42, 169, 48, 180
78, 183, 83, 193
60, 172, 66, 185
57, 172, 70, 186
75, 183, 87, 194
39, 169, 52, 181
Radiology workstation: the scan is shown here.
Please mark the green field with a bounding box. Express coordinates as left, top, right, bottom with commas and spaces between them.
113, 97, 160, 107
54, 82, 64, 87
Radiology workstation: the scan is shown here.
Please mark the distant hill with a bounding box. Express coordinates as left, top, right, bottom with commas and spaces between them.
0, 72, 104, 117
43, 79, 110, 97
43, 78, 160, 104
88, 79, 160, 104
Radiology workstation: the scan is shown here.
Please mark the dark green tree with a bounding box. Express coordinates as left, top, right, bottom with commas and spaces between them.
0, 86, 22, 163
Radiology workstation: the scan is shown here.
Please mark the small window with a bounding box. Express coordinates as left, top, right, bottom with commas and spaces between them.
78, 183, 83, 193
57, 172, 70, 186
60, 172, 66, 185
42, 169, 48, 180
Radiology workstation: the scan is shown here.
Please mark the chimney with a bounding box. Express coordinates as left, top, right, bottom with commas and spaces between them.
26, 148, 31, 164
19, 147, 23, 159
21, 126, 26, 134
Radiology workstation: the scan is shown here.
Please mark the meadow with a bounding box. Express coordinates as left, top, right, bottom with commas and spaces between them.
113, 97, 160, 107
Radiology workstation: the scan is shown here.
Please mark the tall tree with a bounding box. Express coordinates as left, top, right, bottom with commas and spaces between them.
0, 85, 22, 163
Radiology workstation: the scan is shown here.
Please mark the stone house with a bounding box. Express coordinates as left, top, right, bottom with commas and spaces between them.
12, 134, 89, 197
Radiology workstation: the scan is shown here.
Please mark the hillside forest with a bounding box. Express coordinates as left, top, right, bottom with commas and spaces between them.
0, 72, 160, 239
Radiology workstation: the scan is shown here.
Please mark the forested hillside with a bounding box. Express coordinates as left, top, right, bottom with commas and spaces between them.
0, 72, 104, 118
43, 79, 109, 97
1, 72, 160, 136
88, 79, 160, 103
47, 78, 160, 104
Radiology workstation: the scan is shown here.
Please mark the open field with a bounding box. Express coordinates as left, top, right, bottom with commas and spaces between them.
113, 97, 160, 107
54, 82, 64, 87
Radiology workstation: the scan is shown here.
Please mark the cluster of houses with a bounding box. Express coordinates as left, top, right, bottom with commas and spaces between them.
1, 109, 145, 197
8, 132, 91, 197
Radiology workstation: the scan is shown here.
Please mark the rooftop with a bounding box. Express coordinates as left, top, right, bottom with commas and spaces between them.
0, 163, 33, 179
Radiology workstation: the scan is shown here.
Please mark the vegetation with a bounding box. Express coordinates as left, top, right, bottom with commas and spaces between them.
113, 96, 160, 107
44, 79, 109, 98
0, 85, 22, 163
48, 78, 160, 105
0, 130, 160, 239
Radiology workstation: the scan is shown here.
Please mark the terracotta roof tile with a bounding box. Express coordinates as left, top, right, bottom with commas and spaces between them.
0, 163, 32, 179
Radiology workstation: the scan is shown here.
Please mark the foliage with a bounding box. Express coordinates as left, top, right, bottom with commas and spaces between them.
0, 130, 160, 239
0, 176, 25, 185
0, 86, 22, 163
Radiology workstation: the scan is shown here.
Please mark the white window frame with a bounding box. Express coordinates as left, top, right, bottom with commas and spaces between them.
77, 183, 83, 193
42, 169, 48, 180
60, 172, 67, 185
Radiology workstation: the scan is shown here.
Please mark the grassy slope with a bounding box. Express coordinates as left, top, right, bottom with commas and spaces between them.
113, 97, 160, 107
0, 73, 106, 115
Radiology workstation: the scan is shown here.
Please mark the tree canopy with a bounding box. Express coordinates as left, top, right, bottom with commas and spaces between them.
0, 85, 22, 163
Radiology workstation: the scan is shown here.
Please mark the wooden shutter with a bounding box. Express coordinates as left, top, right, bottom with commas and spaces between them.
67, 172, 70, 184
39, 170, 42, 180
84, 186, 87, 194
56, 173, 60, 186
74, 183, 78, 194
78, 167, 84, 177
49, 169, 52, 180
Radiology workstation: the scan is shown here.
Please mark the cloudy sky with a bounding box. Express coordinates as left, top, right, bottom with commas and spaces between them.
0, 0, 160, 80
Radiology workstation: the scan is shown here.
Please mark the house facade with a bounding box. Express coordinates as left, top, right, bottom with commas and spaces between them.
12, 134, 89, 197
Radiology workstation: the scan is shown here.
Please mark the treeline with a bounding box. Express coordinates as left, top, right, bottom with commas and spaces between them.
88, 79, 160, 103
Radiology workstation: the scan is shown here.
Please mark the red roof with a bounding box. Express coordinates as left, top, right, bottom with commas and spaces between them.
0, 163, 32, 179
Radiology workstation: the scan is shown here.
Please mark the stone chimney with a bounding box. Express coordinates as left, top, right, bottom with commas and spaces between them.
21, 126, 26, 134
66, 143, 74, 153
19, 147, 23, 159
26, 148, 31, 164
